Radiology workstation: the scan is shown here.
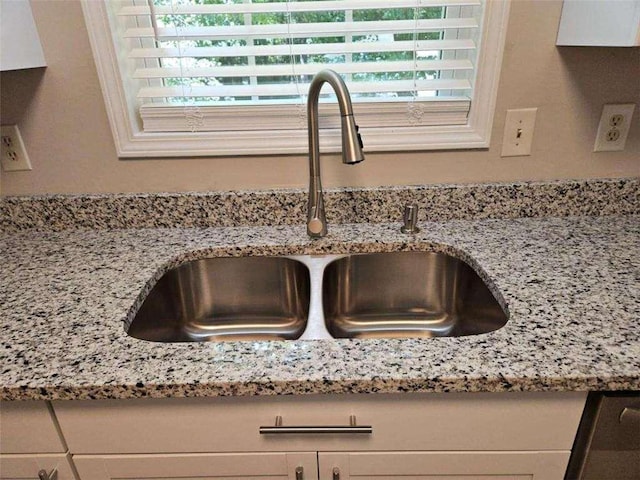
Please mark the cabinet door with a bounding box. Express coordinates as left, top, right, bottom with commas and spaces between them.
0, 0, 46, 71
556, 0, 640, 46
0, 402, 66, 454
0, 453, 76, 480
73, 452, 317, 480
319, 451, 570, 480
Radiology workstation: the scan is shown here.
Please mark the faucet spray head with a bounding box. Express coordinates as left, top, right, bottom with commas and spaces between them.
341, 115, 364, 165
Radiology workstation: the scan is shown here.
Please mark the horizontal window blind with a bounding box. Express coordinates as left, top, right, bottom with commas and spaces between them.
106, 0, 483, 133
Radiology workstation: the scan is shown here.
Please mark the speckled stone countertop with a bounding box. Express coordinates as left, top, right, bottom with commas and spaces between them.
1, 211, 638, 400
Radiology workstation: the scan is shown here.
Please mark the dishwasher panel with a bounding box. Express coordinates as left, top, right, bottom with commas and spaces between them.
566, 392, 640, 480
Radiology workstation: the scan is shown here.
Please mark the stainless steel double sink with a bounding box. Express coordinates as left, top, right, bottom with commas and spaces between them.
127, 252, 508, 343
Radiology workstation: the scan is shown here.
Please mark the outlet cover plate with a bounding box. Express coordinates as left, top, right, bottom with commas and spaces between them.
501, 108, 537, 157
1, 125, 32, 171
594, 103, 636, 152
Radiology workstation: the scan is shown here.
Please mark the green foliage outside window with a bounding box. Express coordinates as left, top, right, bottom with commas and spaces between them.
152, 0, 446, 103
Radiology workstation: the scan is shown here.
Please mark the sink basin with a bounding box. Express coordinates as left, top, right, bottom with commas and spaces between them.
322, 252, 508, 339
128, 251, 508, 343
128, 256, 310, 342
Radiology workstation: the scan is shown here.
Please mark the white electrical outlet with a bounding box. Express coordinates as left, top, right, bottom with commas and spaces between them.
0, 125, 32, 171
501, 108, 537, 157
593, 103, 636, 152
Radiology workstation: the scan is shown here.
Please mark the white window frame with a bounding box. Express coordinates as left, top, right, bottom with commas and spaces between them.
81, 0, 510, 158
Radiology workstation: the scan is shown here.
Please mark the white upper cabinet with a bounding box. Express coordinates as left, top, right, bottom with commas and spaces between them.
0, 0, 46, 71
557, 0, 640, 46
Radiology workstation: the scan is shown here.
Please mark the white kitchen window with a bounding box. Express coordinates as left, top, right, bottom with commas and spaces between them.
82, 0, 510, 158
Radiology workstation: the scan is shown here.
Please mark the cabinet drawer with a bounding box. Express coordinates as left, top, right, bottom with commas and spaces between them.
0, 401, 66, 454
0, 453, 76, 480
53, 392, 586, 455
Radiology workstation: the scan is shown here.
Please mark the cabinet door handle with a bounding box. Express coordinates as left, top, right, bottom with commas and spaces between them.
259, 415, 372, 435
332, 467, 340, 480
295, 466, 304, 480
38, 470, 57, 480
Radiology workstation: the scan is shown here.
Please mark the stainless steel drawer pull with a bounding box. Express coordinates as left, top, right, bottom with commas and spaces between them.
260, 415, 372, 434
38, 470, 57, 480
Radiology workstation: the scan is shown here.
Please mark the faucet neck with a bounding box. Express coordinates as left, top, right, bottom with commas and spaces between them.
307, 70, 362, 169
307, 69, 355, 120
306, 69, 364, 238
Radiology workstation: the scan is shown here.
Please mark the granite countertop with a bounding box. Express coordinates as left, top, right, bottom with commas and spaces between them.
1, 213, 638, 401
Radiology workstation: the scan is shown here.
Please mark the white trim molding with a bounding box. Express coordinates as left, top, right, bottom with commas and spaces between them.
81, 0, 510, 158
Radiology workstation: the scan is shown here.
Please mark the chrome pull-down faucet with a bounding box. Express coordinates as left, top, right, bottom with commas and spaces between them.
306, 69, 364, 238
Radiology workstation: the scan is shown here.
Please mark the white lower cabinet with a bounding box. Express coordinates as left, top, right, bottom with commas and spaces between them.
72, 452, 318, 480
69, 450, 571, 480
0, 401, 76, 480
4, 392, 587, 480
319, 451, 570, 479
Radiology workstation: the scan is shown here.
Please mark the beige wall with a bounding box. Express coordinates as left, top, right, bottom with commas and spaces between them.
1, 0, 638, 195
